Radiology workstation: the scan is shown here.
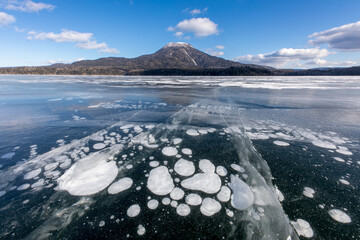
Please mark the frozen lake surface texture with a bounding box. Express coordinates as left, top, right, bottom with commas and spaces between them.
0, 75, 359, 239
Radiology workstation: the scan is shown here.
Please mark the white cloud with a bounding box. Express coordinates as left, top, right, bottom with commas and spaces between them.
309, 21, 360, 50
215, 45, 225, 49
76, 41, 107, 50
207, 50, 224, 57
100, 48, 120, 54
305, 59, 356, 67
27, 29, 93, 42
234, 48, 331, 67
4, 0, 55, 12
168, 17, 219, 37
14, 26, 24, 32
174, 31, 183, 37
189, 7, 207, 15
27, 29, 119, 54
45, 58, 85, 65
0, 12, 15, 26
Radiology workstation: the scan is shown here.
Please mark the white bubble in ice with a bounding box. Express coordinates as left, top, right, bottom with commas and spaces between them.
147, 199, 159, 210
273, 141, 290, 146
186, 129, 199, 136
216, 166, 227, 176
162, 197, 171, 205
45, 162, 59, 171
137, 224, 146, 236
328, 209, 351, 223
181, 148, 192, 155
108, 177, 133, 194
1, 152, 15, 159
217, 186, 231, 202
176, 203, 191, 216
147, 166, 174, 195
185, 193, 202, 206
161, 147, 178, 157
174, 159, 195, 177
24, 168, 42, 180
173, 138, 182, 145
149, 161, 160, 168
99, 221, 105, 227
199, 159, 215, 173
181, 173, 221, 194
291, 219, 314, 238
228, 174, 253, 210
127, 204, 141, 217
339, 179, 350, 185
200, 198, 221, 216
93, 143, 106, 150
231, 164, 245, 173
17, 184, 30, 190
333, 157, 345, 163
170, 187, 185, 200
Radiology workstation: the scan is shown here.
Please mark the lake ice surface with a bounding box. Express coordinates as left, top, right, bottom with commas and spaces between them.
0, 76, 359, 239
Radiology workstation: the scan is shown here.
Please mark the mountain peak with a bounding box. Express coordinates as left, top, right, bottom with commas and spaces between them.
163, 42, 192, 48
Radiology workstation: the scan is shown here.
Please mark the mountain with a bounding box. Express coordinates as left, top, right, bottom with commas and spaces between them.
0, 42, 359, 75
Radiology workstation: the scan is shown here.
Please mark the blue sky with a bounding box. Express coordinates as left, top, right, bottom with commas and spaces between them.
0, 0, 360, 68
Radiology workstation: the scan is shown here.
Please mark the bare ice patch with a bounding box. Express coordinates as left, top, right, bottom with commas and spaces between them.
147, 166, 174, 195
108, 177, 133, 194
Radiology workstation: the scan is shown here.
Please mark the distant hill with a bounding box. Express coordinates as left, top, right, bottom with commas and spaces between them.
0, 42, 359, 76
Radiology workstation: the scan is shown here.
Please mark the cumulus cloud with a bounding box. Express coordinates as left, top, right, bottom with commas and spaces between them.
27, 29, 119, 54
305, 59, 356, 67
168, 17, 219, 37
0, 12, 15, 26
4, 0, 55, 12
215, 45, 225, 49
206, 45, 225, 57
234, 48, 331, 67
309, 21, 360, 50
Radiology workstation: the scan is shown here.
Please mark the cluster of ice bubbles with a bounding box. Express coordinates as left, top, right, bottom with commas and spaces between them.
0, 116, 354, 238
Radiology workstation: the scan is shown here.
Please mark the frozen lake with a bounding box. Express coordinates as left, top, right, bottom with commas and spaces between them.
0, 75, 359, 239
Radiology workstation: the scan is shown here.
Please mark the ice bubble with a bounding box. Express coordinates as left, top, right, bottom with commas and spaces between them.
162, 197, 171, 205
1, 152, 15, 159
176, 204, 191, 216
149, 161, 160, 168
145, 124, 155, 129
216, 166, 227, 176
60, 158, 72, 169
199, 159, 215, 173
339, 179, 350, 185
24, 168, 42, 180
174, 159, 195, 177
45, 162, 59, 171
181, 148, 192, 155
170, 187, 185, 200
173, 138, 182, 145
108, 177, 133, 194
273, 141, 290, 146
328, 209, 351, 223
17, 184, 30, 190
161, 147, 178, 157
171, 200, 178, 208
147, 199, 159, 210
126, 164, 133, 169
198, 129, 208, 135
23, 199, 29, 204
186, 129, 199, 136
303, 187, 315, 198
226, 209, 234, 217
147, 166, 174, 195
185, 193, 202, 206
251, 211, 261, 221
127, 204, 140, 217
231, 164, 245, 173
0, 191, 5, 197
137, 224, 146, 236
31, 178, 44, 188
217, 186, 231, 202
333, 157, 345, 163
93, 143, 106, 150
336, 149, 353, 156
134, 126, 143, 133
228, 175, 253, 210
99, 221, 105, 227
291, 219, 314, 238
181, 173, 221, 194
200, 198, 221, 216
57, 151, 118, 196
312, 140, 336, 149
120, 124, 134, 130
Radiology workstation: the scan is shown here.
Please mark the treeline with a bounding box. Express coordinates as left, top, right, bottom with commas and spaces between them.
1, 66, 360, 76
